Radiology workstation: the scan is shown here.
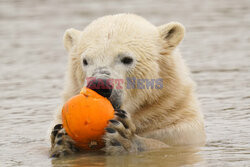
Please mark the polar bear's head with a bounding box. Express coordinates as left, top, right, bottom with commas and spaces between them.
63, 14, 185, 111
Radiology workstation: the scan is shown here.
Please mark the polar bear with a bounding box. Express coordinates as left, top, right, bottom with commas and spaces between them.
49, 13, 206, 157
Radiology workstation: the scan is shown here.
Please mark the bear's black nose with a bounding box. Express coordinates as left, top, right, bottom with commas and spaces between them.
86, 79, 113, 98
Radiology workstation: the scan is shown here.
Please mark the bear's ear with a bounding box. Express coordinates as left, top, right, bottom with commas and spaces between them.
63, 28, 81, 52
158, 22, 185, 48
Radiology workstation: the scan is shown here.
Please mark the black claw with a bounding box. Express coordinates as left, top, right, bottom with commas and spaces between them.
105, 127, 116, 133
110, 140, 121, 146
115, 109, 127, 114
54, 124, 63, 130
57, 133, 63, 138
52, 124, 63, 137
123, 123, 129, 129
115, 113, 126, 119
115, 109, 126, 114
109, 119, 120, 125
57, 139, 63, 145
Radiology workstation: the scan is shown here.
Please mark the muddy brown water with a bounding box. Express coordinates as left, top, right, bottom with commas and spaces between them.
0, 0, 250, 166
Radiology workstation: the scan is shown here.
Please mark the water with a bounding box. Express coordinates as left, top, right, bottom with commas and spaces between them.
0, 0, 250, 166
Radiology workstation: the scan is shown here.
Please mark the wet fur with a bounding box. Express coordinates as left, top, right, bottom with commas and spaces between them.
49, 14, 205, 157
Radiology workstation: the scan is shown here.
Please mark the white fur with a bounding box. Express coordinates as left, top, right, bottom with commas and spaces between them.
50, 13, 206, 148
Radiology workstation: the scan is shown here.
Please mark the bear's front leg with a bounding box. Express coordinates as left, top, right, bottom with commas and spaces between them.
50, 124, 79, 158
103, 109, 168, 155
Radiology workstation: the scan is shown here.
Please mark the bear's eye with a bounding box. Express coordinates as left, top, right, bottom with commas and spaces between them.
121, 57, 133, 65
83, 59, 88, 66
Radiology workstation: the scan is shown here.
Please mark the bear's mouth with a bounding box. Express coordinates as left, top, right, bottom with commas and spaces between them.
85, 77, 123, 109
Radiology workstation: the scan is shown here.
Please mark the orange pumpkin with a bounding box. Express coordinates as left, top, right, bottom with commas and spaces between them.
62, 87, 114, 150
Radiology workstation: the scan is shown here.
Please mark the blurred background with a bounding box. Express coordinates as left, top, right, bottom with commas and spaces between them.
0, 0, 250, 166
